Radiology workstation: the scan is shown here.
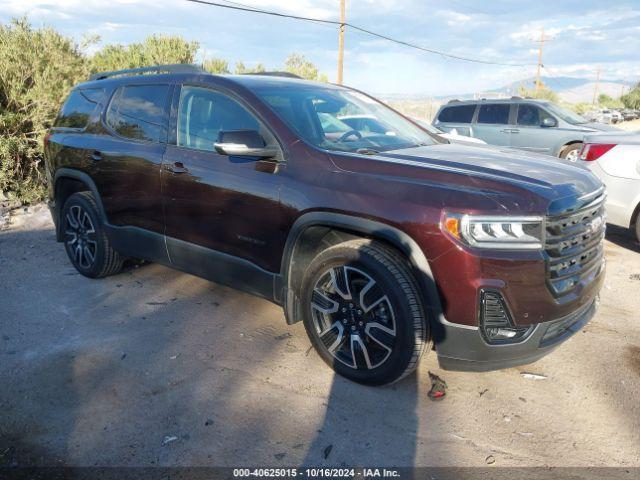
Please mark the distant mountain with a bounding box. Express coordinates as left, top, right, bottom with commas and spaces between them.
379, 76, 634, 106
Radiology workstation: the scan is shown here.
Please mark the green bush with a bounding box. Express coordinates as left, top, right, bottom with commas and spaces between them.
0, 18, 86, 203
90, 35, 199, 73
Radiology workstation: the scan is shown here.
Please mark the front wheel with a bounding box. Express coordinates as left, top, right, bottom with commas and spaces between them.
560, 143, 582, 162
301, 239, 430, 385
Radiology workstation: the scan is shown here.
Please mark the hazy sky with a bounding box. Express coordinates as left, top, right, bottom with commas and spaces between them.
3, 0, 639, 95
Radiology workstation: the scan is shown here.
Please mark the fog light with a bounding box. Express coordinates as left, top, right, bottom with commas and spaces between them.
480, 291, 533, 344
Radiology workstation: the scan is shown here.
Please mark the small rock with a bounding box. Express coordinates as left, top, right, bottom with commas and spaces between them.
121, 353, 127, 360
503, 415, 511, 422
485, 455, 495, 465
169, 353, 180, 360
518, 397, 527, 402
274, 453, 286, 460
162, 435, 178, 446
205, 419, 214, 426
275, 332, 293, 341
479, 388, 488, 396
517, 432, 534, 437
630, 274, 640, 281
521, 372, 547, 380
323, 445, 333, 459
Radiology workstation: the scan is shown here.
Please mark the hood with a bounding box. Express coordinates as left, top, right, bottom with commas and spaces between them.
331, 143, 602, 202
581, 122, 620, 132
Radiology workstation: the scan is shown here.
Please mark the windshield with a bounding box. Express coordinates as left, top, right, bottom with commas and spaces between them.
545, 103, 588, 125
252, 83, 436, 153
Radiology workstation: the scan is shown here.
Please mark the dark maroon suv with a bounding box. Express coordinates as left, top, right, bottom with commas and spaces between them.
44, 65, 605, 385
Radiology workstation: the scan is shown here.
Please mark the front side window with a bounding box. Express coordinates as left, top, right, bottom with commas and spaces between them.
177, 86, 270, 152
438, 105, 476, 124
477, 104, 510, 124
55, 88, 105, 129
517, 104, 554, 126
544, 103, 588, 125
252, 84, 436, 153
106, 84, 171, 142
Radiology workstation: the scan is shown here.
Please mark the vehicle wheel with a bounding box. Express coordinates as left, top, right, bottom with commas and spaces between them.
301, 239, 429, 386
560, 143, 582, 162
61, 192, 123, 278
635, 218, 640, 244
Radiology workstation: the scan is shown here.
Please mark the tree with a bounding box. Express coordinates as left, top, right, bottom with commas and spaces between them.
621, 82, 640, 109
0, 18, 87, 203
203, 58, 230, 74
284, 54, 328, 82
517, 83, 558, 103
597, 93, 623, 109
234, 61, 266, 74
90, 35, 199, 73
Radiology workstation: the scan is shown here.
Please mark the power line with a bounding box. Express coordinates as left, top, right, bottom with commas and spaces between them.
185, 0, 535, 67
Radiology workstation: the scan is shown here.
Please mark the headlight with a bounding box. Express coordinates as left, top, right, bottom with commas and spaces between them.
443, 214, 544, 249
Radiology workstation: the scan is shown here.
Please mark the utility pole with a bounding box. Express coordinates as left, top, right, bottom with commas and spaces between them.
592, 68, 601, 105
534, 28, 551, 95
337, 0, 345, 84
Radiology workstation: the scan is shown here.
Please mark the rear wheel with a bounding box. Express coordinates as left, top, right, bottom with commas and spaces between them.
61, 192, 123, 278
301, 239, 429, 385
560, 143, 582, 162
635, 217, 640, 244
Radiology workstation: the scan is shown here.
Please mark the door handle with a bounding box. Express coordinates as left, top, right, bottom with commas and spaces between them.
164, 161, 189, 174
510, 128, 520, 134
499, 129, 512, 134
89, 150, 102, 161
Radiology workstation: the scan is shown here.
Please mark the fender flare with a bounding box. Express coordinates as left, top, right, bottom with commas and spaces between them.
53, 168, 107, 218
52, 168, 107, 240
280, 212, 446, 338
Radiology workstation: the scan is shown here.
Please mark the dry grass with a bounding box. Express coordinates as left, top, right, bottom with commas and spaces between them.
616, 119, 640, 132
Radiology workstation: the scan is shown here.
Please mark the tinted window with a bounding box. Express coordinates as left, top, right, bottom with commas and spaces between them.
55, 89, 104, 129
477, 104, 510, 124
438, 105, 476, 123
106, 85, 170, 142
517, 104, 554, 126
177, 86, 261, 152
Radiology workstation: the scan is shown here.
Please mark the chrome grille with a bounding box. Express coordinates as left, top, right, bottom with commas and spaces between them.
544, 193, 606, 297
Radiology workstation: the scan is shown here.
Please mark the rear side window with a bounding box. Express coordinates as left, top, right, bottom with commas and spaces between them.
477, 104, 510, 124
106, 84, 171, 142
437, 105, 476, 123
54, 89, 104, 129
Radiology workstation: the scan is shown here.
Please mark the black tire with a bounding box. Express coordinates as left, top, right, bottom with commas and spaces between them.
301, 239, 430, 386
635, 217, 640, 245
560, 143, 582, 162
61, 192, 123, 278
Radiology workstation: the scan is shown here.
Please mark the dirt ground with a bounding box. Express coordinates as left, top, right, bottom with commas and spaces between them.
1, 205, 639, 469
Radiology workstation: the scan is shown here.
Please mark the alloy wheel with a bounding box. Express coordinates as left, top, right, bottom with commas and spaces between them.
64, 204, 98, 269
310, 265, 396, 370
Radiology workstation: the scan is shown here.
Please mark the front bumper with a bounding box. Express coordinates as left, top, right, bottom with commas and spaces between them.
435, 298, 598, 371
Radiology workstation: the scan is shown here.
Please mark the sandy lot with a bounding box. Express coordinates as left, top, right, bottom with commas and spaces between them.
1, 205, 639, 469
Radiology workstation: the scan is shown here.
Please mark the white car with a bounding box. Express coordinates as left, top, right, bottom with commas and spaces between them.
410, 117, 487, 145
610, 110, 623, 124
579, 132, 640, 242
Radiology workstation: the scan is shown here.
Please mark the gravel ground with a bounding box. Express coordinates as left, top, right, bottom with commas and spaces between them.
0, 205, 639, 469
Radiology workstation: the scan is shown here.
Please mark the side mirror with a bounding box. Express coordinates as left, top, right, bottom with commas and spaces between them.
214, 130, 279, 158
541, 117, 557, 128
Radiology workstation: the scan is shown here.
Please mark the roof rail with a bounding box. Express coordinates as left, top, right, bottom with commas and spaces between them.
89, 64, 205, 81
447, 99, 461, 104
242, 71, 302, 79
511, 95, 523, 100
